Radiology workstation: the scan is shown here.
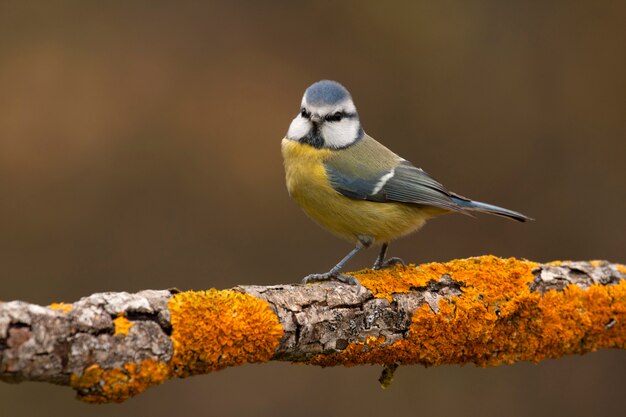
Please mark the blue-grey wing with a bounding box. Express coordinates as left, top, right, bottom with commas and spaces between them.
325, 160, 462, 212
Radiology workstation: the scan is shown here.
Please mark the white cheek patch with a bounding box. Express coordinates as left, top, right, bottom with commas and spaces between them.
320, 119, 360, 148
288, 97, 359, 145
287, 116, 311, 140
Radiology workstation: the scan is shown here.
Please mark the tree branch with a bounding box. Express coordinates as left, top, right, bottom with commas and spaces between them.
1, 256, 625, 402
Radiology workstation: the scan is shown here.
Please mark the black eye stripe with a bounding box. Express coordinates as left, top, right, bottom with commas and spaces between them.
324, 112, 342, 122
299, 109, 357, 122
324, 111, 357, 122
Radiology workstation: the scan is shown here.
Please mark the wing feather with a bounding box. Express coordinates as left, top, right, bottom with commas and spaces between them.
325, 159, 461, 211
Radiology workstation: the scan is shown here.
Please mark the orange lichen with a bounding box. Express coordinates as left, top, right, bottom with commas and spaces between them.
71, 364, 103, 390
64, 258, 625, 402
168, 289, 284, 377
71, 360, 171, 403
113, 313, 133, 336
354, 255, 538, 302
350, 265, 434, 302
69, 289, 283, 403
49, 302, 73, 314
311, 256, 626, 367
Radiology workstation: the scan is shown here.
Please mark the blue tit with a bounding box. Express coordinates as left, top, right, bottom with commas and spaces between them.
282, 80, 532, 287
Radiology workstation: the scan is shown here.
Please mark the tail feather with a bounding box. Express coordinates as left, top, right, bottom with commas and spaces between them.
451, 197, 533, 222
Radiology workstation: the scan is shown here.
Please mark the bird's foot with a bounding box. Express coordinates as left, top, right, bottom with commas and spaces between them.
372, 257, 406, 270
302, 272, 362, 289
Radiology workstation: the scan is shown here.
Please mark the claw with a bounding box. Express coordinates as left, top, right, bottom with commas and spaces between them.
372, 257, 406, 270
335, 274, 362, 290
302, 272, 362, 289
302, 272, 330, 284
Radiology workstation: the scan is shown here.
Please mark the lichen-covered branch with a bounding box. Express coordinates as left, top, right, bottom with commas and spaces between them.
1, 256, 625, 403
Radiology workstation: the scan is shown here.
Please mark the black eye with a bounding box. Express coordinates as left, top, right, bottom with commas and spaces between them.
300, 108, 310, 118
325, 111, 343, 122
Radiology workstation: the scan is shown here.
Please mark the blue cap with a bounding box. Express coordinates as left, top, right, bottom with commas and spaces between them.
304, 80, 351, 106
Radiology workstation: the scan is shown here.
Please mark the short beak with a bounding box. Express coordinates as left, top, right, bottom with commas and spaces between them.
310, 114, 322, 125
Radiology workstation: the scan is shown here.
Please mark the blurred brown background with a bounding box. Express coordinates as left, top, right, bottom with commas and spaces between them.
1, 1, 625, 416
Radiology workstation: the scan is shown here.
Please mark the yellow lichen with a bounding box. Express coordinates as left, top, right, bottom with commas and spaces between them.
49, 302, 73, 314
113, 313, 133, 336
168, 289, 284, 377
311, 256, 626, 367
71, 360, 171, 403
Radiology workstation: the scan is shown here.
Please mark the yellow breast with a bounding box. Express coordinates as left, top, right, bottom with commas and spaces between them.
281, 138, 436, 244
281, 139, 333, 195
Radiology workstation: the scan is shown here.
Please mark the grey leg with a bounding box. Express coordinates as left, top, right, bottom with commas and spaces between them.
303, 244, 363, 287
372, 243, 406, 270
372, 243, 389, 270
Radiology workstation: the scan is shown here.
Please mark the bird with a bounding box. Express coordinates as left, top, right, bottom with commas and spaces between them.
281, 80, 532, 287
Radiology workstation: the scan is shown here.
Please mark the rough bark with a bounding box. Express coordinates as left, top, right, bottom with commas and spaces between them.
0, 290, 173, 385
1, 258, 625, 403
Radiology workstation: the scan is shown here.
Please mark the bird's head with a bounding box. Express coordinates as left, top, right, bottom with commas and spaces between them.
287, 80, 363, 149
